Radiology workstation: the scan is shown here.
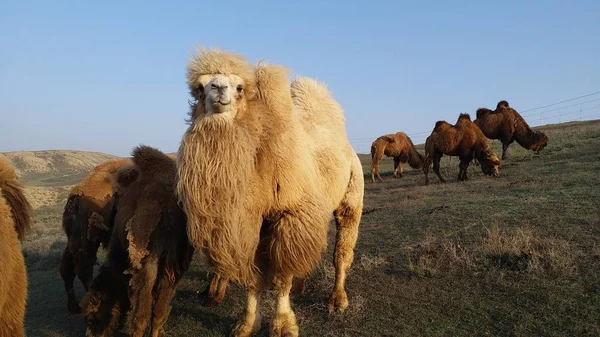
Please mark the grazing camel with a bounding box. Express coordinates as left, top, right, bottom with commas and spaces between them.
0, 156, 33, 337
370, 132, 426, 183
59, 158, 131, 313
474, 100, 549, 160
424, 113, 501, 184
82, 145, 194, 337
176, 47, 364, 337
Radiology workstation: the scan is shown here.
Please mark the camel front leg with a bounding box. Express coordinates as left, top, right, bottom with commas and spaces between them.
213, 275, 229, 304
393, 158, 401, 178
59, 247, 81, 313
432, 153, 446, 183
231, 282, 262, 337
78, 262, 95, 293
149, 276, 177, 337
203, 273, 227, 305
458, 160, 469, 181
423, 157, 432, 185
127, 254, 159, 337
271, 275, 299, 337
502, 143, 509, 160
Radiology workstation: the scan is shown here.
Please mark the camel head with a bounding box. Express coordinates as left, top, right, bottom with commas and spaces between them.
531, 132, 549, 154
82, 267, 128, 337
186, 48, 257, 123
478, 150, 501, 177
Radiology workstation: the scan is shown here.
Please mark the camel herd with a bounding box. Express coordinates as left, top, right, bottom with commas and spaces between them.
370, 101, 549, 184
0, 47, 550, 337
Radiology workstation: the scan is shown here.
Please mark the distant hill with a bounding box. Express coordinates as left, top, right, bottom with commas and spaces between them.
0, 150, 122, 209
1, 150, 120, 178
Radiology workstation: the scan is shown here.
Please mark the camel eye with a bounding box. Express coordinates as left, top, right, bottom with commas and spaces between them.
236, 85, 243, 93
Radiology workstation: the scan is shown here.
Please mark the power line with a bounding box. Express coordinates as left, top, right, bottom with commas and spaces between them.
520, 91, 600, 113
521, 97, 600, 117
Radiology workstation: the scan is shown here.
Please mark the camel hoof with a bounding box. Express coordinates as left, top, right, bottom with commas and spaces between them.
231, 315, 261, 337
270, 312, 299, 337
197, 287, 223, 306
328, 290, 349, 314
151, 327, 166, 337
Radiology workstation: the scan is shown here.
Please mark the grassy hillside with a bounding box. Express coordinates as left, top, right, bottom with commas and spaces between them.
6, 119, 600, 336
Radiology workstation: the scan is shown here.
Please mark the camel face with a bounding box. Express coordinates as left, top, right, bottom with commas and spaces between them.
480, 153, 501, 177
533, 134, 549, 153
197, 73, 246, 118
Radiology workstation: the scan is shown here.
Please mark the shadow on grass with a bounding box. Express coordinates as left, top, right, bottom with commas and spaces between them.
23, 242, 226, 337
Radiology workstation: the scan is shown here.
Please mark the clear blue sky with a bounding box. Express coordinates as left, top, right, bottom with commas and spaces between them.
1, 1, 599, 155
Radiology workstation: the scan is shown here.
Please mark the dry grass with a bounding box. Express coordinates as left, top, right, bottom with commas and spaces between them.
405, 226, 578, 278
5, 119, 600, 336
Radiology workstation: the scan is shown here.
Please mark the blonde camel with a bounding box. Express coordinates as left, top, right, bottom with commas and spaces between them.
176, 47, 364, 337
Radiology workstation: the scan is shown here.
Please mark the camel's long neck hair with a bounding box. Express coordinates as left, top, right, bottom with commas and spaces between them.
176, 115, 258, 283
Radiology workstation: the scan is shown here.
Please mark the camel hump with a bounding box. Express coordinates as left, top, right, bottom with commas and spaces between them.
433, 120, 450, 131
291, 76, 345, 129
0, 156, 32, 241
476, 107, 492, 119
131, 145, 175, 173
458, 113, 471, 121
497, 100, 510, 109
381, 134, 396, 143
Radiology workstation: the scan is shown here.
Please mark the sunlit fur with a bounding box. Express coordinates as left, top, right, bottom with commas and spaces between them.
83, 146, 194, 337
176, 47, 364, 336
424, 113, 501, 184
0, 156, 32, 337
370, 132, 426, 183
59, 158, 131, 313
474, 100, 549, 160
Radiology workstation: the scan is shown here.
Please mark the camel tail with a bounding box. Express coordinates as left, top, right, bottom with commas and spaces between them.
0, 157, 33, 241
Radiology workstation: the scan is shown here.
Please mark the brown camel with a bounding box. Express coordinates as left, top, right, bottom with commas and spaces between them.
82, 145, 194, 337
59, 158, 131, 313
424, 113, 501, 184
176, 48, 364, 337
370, 132, 426, 183
474, 100, 549, 160
0, 156, 33, 337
